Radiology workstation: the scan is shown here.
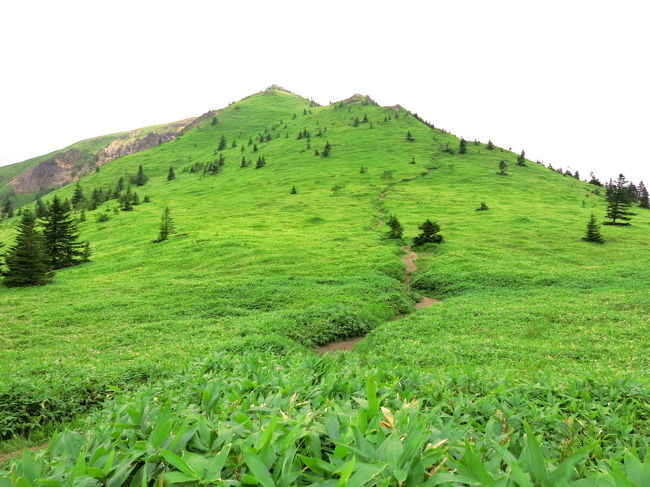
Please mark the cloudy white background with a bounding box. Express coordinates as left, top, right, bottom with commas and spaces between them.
1, 0, 648, 184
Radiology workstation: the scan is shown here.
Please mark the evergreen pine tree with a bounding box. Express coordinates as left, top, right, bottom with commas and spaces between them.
1, 198, 13, 219
217, 134, 227, 151
405, 131, 414, 142
167, 167, 176, 181
116, 177, 125, 192
4, 210, 52, 287
322, 141, 331, 157
582, 213, 604, 243
386, 215, 404, 239
413, 219, 443, 247
71, 182, 85, 208
132, 165, 148, 186
517, 150, 526, 166
638, 181, 649, 208
362, 114, 368, 123
41, 195, 85, 269
604, 174, 635, 225
253, 144, 258, 152
476, 202, 489, 211
290, 186, 297, 194
154, 207, 174, 242
459, 138, 468, 154
35, 198, 47, 218
487, 140, 495, 150
497, 160, 508, 176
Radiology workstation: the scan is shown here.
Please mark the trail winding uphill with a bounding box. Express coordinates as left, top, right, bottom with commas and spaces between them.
316, 246, 438, 354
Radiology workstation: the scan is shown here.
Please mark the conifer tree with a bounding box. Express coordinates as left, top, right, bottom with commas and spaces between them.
517, 150, 526, 166
362, 114, 369, 123
132, 165, 148, 186
167, 167, 176, 181
476, 202, 489, 211
322, 141, 331, 157
1, 198, 13, 219
116, 177, 125, 192
41, 195, 85, 269
405, 131, 414, 142
71, 182, 85, 208
582, 213, 604, 243
154, 207, 174, 242
241, 156, 247, 168
290, 186, 297, 194
386, 215, 403, 239
35, 198, 47, 218
487, 140, 495, 150
412, 219, 443, 247
497, 160, 508, 176
217, 134, 227, 151
604, 174, 635, 225
4, 210, 52, 287
459, 138, 467, 154
253, 144, 258, 152
637, 181, 649, 208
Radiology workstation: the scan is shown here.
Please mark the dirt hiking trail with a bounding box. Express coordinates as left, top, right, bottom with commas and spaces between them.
316, 246, 438, 354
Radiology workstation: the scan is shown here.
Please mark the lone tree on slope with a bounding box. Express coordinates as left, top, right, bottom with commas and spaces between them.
41, 196, 86, 269
517, 150, 526, 166
4, 210, 52, 287
405, 131, 414, 142
217, 134, 227, 151
322, 141, 332, 157
413, 219, 443, 247
604, 174, 635, 225
497, 160, 508, 176
582, 213, 604, 244
154, 207, 175, 243
459, 138, 468, 154
167, 167, 176, 181
132, 165, 148, 186
386, 215, 404, 239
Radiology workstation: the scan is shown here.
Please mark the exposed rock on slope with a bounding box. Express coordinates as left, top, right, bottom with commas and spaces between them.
7, 118, 194, 194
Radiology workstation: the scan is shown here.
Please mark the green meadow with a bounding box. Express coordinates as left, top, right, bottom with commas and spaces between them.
0, 89, 648, 484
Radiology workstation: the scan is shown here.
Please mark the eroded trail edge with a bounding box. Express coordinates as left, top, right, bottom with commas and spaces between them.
316, 245, 439, 354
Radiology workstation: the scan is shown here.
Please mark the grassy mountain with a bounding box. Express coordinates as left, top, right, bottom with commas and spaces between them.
0, 117, 196, 207
0, 88, 648, 483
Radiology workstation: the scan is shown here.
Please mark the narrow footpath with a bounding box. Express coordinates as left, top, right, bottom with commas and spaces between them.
316, 245, 438, 354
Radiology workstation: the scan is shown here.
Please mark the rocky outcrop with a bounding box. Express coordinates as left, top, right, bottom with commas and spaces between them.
7, 118, 195, 194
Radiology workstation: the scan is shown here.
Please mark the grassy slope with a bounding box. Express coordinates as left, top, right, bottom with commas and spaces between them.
0, 120, 193, 206
0, 89, 648, 445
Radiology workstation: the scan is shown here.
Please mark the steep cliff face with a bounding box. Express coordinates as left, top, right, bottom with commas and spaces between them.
6, 118, 195, 194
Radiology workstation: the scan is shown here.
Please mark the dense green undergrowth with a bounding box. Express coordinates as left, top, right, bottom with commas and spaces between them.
2, 352, 648, 485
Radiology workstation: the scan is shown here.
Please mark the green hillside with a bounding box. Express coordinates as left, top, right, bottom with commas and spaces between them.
1, 88, 648, 484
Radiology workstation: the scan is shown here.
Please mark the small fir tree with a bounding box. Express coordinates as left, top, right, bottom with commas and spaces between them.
154, 207, 175, 242
405, 131, 414, 142
167, 167, 176, 181
497, 160, 508, 176
4, 210, 52, 287
132, 165, 148, 186
322, 141, 331, 157
517, 150, 526, 166
582, 213, 604, 243
476, 202, 489, 211
486, 140, 495, 150
71, 182, 85, 208
459, 138, 468, 154
290, 186, 297, 194
217, 134, 227, 151
413, 219, 443, 247
386, 215, 404, 239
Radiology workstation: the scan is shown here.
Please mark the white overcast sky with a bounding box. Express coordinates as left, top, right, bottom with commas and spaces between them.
1, 0, 648, 184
